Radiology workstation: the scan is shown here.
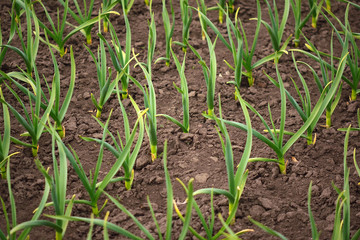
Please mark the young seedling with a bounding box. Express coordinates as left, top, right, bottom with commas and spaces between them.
120, 0, 135, 15
157, 47, 190, 133
0, 68, 56, 157
2, 0, 39, 75
174, 0, 192, 52
174, 91, 252, 239
215, 51, 348, 174
308, 0, 324, 28
196, 0, 207, 41
35, 129, 76, 240
187, 31, 217, 116
128, 8, 158, 160
80, 93, 145, 190
98, 3, 132, 100
58, 0, 95, 45
48, 141, 194, 240
35, 0, 116, 57
155, 0, 175, 67
290, 0, 316, 47
101, 0, 119, 33
321, 5, 360, 101
325, 0, 331, 11
293, 32, 347, 128
268, 52, 317, 145
254, 0, 292, 56
197, 2, 281, 87
45, 107, 146, 217
218, 0, 225, 24
4, 45, 75, 139
85, 36, 132, 118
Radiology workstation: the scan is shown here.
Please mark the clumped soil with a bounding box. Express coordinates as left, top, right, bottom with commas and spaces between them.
1, 0, 360, 239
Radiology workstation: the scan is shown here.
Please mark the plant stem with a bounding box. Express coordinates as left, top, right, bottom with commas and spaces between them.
208, 108, 214, 117
278, 156, 286, 174
247, 70, 254, 87
351, 88, 357, 101
56, 231, 62, 240
32, 142, 39, 157
151, 144, 157, 162
326, 0, 331, 11
92, 204, 100, 217
326, 109, 331, 128
122, 88, 128, 99
86, 28, 92, 45
56, 123, 65, 139
125, 169, 134, 190
311, 16, 317, 28
228, 202, 235, 225
96, 109, 102, 118
103, 17, 109, 33
307, 131, 313, 145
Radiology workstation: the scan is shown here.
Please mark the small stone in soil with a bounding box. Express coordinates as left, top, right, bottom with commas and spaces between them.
249, 205, 265, 218
320, 187, 332, 199
258, 197, 274, 210
195, 173, 209, 183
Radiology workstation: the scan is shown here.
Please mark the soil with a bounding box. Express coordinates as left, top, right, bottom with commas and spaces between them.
1, 0, 360, 239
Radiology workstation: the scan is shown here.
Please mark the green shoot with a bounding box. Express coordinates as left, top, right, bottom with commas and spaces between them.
219, 0, 225, 23
293, 31, 348, 128
268, 52, 317, 144
176, 99, 252, 238
129, 9, 158, 161
197, 2, 281, 87
101, 0, 119, 33
48, 141, 194, 239
157, 47, 190, 133
326, 0, 331, 11
196, 0, 207, 40
174, 0, 192, 52
98, 3, 132, 100
44, 106, 146, 216
85, 36, 124, 118
255, 0, 292, 54
0, 90, 19, 183
185, 91, 252, 236
35, 0, 117, 57
2, 0, 39, 75
3, 46, 75, 139
80, 93, 145, 190
120, 0, 135, 15
155, 0, 175, 67
58, 0, 95, 45
308, 0, 324, 28
0, 66, 56, 157
187, 31, 217, 116
35, 125, 76, 240
290, 0, 316, 47
215, 51, 348, 174
321, 5, 360, 100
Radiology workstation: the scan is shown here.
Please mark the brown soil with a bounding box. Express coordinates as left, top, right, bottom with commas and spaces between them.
1, 0, 360, 239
